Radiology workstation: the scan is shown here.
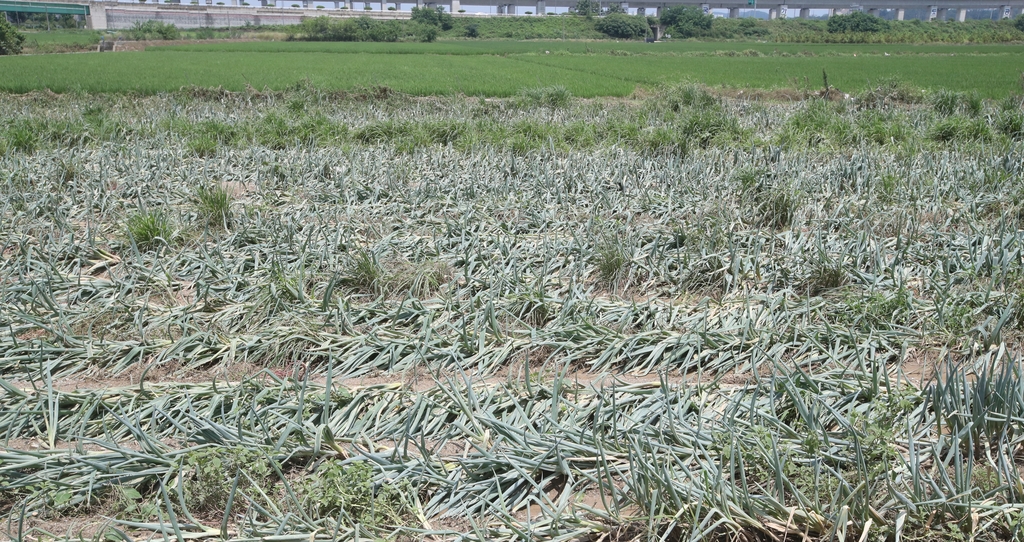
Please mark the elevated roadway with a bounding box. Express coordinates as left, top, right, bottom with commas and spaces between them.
3, 0, 1021, 29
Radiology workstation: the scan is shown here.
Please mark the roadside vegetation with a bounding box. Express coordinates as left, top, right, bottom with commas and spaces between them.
2, 83, 1024, 541
5, 8, 1024, 55
285, 11, 1024, 43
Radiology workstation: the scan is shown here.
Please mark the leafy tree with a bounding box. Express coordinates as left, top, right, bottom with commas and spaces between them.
1015, 14, 1024, 32
827, 11, 889, 33
605, 2, 626, 14
0, 16, 25, 55
594, 13, 648, 38
465, 23, 479, 37
410, 6, 453, 30
573, 0, 599, 16
659, 5, 712, 38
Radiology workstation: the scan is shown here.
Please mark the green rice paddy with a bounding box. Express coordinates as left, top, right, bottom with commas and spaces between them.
1, 39, 1022, 96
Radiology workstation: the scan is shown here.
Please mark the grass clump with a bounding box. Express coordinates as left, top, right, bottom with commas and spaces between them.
738, 168, 799, 229
776, 99, 855, 148
678, 107, 741, 148
391, 260, 450, 297
805, 259, 848, 295
343, 249, 385, 293
517, 85, 573, 109
930, 89, 984, 117
125, 210, 174, 250
928, 115, 993, 143
4, 123, 39, 154
186, 135, 218, 158
648, 84, 740, 148
594, 240, 629, 286
655, 83, 720, 113
194, 185, 232, 228
856, 110, 914, 146
855, 77, 924, 108
995, 97, 1024, 138
757, 186, 799, 229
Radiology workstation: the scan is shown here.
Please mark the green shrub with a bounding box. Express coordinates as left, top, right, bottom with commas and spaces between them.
299, 461, 413, 524
0, 15, 25, 55
125, 20, 180, 40
827, 11, 889, 33
181, 447, 274, 514
193, 27, 217, 39
594, 13, 648, 39
1015, 14, 1024, 32
442, 15, 604, 39
125, 210, 174, 250
414, 22, 439, 42
297, 16, 403, 41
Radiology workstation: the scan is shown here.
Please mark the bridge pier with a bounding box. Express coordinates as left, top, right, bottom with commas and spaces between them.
936, 7, 947, 19
729, 7, 739, 17
799, 7, 809, 17
87, 4, 107, 29
449, 0, 458, 11
536, 0, 543, 13
768, 6, 777, 18
895, 8, 904, 19
1001, 4, 1011, 17
955, 7, 965, 20
867, 7, 878, 16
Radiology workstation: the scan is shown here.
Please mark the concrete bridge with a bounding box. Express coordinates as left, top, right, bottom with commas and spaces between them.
5, 0, 1022, 29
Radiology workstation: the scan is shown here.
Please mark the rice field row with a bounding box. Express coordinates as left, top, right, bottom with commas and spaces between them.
1, 43, 1024, 96
1, 86, 1024, 541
